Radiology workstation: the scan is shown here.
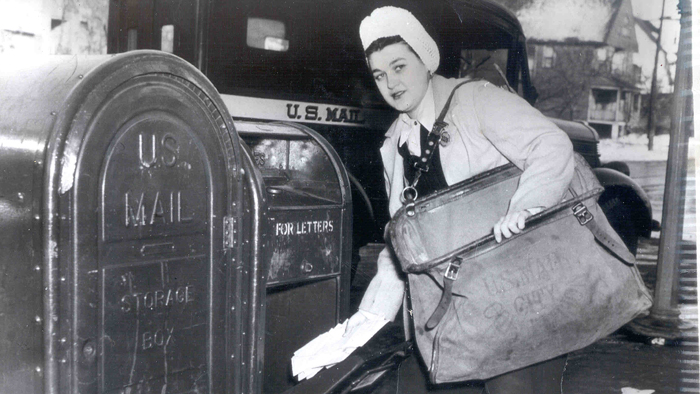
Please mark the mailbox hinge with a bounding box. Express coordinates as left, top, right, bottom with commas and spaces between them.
223, 216, 237, 249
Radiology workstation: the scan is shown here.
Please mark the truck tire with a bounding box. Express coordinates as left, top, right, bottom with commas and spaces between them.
598, 195, 639, 255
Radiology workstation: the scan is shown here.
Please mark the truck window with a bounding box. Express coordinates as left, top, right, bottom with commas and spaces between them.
460, 48, 510, 88
161, 25, 174, 53
127, 28, 137, 51
206, 0, 377, 105
247, 18, 288, 52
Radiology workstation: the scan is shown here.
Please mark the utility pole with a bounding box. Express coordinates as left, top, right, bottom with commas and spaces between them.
646, 0, 667, 151
630, 0, 692, 339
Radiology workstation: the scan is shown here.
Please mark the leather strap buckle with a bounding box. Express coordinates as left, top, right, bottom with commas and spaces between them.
444, 257, 462, 281
432, 120, 448, 135
572, 203, 593, 225
400, 186, 418, 205
413, 161, 429, 172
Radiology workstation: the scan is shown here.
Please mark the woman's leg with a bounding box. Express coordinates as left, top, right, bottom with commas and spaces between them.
484, 355, 568, 394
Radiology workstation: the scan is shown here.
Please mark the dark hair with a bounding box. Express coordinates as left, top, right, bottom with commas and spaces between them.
364, 35, 420, 59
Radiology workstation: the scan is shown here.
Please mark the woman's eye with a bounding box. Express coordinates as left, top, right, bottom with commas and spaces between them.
394, 65, 405, 72
374, 74, 384, 81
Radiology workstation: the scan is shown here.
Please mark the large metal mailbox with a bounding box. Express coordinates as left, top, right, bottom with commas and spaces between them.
0, 51, 253, 393
236, 122, 352, 393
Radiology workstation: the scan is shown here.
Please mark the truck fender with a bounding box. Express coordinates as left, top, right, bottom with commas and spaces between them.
600, 161, 631, 176
593, 167, 654, 239
347, 171, 374, 222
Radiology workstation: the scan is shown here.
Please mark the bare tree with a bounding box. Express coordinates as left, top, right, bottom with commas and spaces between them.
529, 45, 605, 121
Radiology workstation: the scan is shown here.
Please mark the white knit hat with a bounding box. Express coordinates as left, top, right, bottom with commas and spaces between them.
359, 6, 440, 73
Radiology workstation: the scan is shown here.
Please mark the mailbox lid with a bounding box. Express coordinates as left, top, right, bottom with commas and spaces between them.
238, 122, 347, 208
237, 122, 352, 286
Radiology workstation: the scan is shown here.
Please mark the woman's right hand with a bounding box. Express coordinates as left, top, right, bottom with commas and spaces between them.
343, 311, 369, 337
493, 209, 532, 243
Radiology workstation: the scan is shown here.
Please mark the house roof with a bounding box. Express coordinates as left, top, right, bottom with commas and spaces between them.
635, 16, 660, 36
494, 0, 638, 51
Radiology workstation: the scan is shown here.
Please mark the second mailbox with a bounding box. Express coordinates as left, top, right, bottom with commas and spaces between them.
237, 121, 352, 393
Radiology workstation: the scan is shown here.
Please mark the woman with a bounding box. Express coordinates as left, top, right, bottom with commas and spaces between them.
346, 6, 575, 394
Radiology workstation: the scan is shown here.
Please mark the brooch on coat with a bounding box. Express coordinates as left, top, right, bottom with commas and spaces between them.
439, 130, 451, 147
432, 121, 451, 148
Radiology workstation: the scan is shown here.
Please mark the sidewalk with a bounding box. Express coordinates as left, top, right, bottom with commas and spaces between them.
562, 238, 699, 394
351, 238, 699, 394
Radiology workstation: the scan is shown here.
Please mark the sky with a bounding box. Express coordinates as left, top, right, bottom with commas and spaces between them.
631, 0, 682, 92
516, 0, 617, 43
0, 0, 47, 33
631, 0, 681, 55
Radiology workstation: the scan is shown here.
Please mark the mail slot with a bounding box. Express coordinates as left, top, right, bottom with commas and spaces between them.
0, 51, 252, 393
237, 121, 352, 393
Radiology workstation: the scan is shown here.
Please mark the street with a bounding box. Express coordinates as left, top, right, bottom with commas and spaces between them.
626, 160, 696, 241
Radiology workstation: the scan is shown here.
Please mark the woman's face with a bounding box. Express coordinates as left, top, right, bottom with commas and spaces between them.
368, 42, 430, 116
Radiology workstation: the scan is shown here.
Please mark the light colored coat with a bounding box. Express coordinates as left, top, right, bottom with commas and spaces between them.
359, 75, 575, 320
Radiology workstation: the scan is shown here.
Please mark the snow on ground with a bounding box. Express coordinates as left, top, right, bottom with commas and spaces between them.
599, 133, 698, 163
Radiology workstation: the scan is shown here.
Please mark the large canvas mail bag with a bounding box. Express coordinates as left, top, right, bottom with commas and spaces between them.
387, 155, 652, 383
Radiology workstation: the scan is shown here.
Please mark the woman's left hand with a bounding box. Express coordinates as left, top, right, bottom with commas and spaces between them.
493, 210, 532, 243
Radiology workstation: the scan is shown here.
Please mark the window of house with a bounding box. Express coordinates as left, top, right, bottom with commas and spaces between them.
542, 46, 555, 68
612, 51, 626, 73
590, 88, 619, 123
633, 65, 642, 83
592, 89, 618, 106
621, 15, 632, 37
596, 47, 608, 62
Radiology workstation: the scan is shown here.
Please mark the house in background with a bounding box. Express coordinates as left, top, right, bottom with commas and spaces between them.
0, 0, 107, 55
495, 0, 643, 139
